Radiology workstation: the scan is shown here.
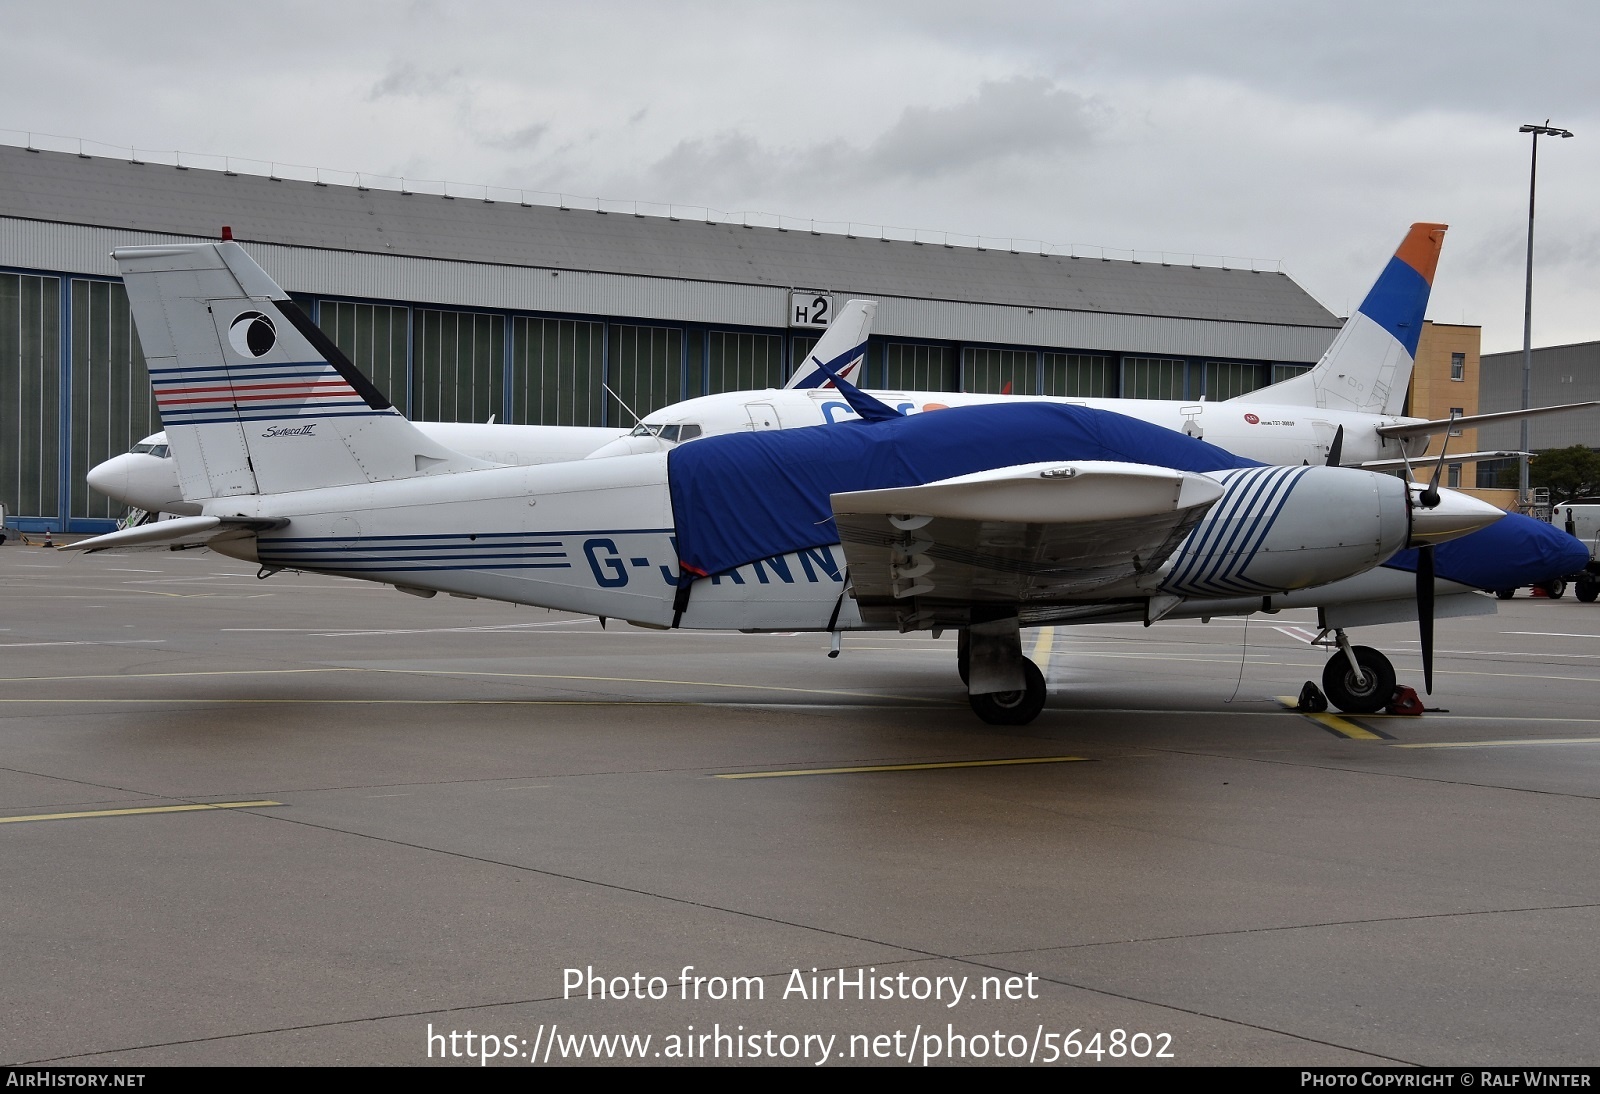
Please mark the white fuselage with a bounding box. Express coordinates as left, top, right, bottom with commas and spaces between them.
589, 389, 1429, 466
187, 451, 1471, 633
89, 392, 1431, 520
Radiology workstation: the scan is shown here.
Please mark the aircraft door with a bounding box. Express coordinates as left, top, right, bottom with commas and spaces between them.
745, 403, 782, 430
1180, 404, 1203, 439
1311, 420, 1337, 463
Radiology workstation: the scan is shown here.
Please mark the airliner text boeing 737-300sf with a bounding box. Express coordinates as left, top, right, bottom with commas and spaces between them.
62, 238, 1537, 724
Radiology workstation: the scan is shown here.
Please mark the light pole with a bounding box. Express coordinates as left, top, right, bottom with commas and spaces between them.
1519, 121, 1573, 513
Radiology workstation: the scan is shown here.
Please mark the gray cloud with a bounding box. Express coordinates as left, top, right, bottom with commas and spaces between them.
644, 77, 1099, 204
866, 77, 1098, 177
478, 123, 549, 152
366, 63, 462, 101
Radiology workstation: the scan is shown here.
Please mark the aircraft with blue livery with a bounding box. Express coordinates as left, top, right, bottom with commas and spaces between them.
64, 239, 1526, 725
592, 224, 1592, 469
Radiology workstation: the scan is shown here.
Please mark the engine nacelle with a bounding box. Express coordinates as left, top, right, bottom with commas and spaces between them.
1160, 466, 1410, 599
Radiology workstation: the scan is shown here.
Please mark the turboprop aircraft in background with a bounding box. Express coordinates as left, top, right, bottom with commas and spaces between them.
589, 224, 1594, 466
96, 224, 1587, 509
64, 240, 1508, 724
94, 224, 1593, 508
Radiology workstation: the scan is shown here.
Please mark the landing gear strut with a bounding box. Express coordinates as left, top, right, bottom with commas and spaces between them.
962, 616, 1048, 725
969, 659, 1047, 725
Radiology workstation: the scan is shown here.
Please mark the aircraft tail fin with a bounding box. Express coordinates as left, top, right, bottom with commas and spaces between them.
115, 241, 489, 501
1246, 223, 1447, 416
784, 299, 877, 389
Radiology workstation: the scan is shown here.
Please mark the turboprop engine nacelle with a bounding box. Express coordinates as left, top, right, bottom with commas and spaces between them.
1158, 465, 1501, 599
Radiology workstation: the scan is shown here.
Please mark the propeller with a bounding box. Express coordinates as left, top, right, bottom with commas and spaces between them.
1325, 424, 1344, 467
1417, 537, 1435, 693
1409, 410, 1458, 694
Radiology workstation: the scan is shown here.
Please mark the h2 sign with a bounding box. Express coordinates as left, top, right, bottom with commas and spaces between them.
790, 292, 834, 329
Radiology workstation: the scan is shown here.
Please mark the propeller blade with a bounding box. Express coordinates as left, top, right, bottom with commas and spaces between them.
1420, 411, 1460, 509
1326, 424, 1344, 467
1418, 544, 1436, 694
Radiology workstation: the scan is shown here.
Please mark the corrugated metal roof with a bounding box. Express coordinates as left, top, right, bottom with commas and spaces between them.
0, 217, 1339, 363
0, 145, 1339, 331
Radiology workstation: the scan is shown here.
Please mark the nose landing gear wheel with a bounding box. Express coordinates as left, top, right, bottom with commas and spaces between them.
968, 659, 1047, 725
1321, 645, 1396, 714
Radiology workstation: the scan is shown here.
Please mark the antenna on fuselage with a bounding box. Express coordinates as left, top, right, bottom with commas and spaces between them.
602, 383, 645, 428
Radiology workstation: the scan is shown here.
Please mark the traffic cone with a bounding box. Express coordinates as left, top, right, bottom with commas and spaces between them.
41, 530, 54, 548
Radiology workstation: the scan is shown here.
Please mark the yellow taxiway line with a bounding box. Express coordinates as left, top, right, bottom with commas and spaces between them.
1274, 696, 1388, 740
1393, 738, 1600, 749
1031, 627, 1055, 663
0, 800, 282, 825
715, 756, 1088, 779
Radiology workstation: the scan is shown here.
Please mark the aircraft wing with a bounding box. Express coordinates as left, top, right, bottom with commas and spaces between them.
1376, 402, 1600, 439
59, 515, 287, 554
1357, 450, 1525, 472
831, 461, 1224, 629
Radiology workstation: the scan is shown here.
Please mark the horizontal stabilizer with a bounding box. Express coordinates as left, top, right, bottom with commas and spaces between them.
60, 515, 287, 553
1375, 401, 1600, 439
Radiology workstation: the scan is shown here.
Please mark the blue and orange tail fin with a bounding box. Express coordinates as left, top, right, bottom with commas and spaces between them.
1251, 223, 1447, 415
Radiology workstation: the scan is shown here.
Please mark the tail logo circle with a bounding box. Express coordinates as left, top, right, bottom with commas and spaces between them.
228, 311, 277, 358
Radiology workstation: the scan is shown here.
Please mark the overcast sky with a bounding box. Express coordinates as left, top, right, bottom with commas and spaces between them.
6, 1, 1597, 353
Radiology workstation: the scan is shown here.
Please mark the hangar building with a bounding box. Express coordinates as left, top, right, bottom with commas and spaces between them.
0, 141, 1344, 531
1478, 341, 1600, 456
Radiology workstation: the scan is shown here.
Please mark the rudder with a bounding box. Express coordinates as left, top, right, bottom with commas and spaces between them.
116, 241, 489, 501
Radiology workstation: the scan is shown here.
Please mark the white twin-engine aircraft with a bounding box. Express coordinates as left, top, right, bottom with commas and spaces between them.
596, 223, 1590, 468
67, 240, 1507, 725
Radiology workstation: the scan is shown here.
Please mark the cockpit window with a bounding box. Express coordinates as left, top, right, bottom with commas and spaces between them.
131, 443, 155, 454
627, 423, 703, 444
150, 445, 170, 458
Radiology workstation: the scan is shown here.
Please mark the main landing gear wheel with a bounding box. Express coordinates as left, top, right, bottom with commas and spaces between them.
1495, 588, 1517, 600
956, 628, 970, 685
1321, 645, 1396, 715
1578, 576, 1599, 603
1542, 578, 1568, 600
968, 659, 1047, 726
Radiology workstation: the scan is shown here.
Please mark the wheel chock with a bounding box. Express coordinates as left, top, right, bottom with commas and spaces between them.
1385, 686, 1425, 716
1296, 680, 1328, 713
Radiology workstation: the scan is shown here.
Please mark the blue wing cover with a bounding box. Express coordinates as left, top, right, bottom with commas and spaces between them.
1384, 512, 1588, 590
666, 402, 1259, 580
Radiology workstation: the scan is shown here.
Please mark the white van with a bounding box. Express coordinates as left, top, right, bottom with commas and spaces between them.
1550, 502, 1600, 601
